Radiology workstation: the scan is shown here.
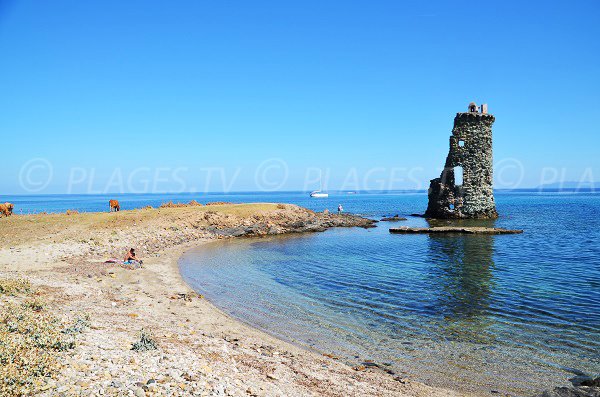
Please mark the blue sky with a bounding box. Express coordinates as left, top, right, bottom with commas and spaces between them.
1, 0, 599, 194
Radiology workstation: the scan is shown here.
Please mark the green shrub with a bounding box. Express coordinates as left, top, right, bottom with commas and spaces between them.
131, 328, 157, 352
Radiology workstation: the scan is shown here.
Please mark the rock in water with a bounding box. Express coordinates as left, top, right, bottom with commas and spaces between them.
380, 215, 407, 221
581, 378, 600, 388
538, 377, 600, 397
389, 226, 523, 235
539, 386, 600, 397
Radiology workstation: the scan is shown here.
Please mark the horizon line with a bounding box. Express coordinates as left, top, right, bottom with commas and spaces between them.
2, 187, 600, 197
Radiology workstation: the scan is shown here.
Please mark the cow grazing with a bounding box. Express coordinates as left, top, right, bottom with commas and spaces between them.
109, 200, 120, 212
0, 202, 14, 217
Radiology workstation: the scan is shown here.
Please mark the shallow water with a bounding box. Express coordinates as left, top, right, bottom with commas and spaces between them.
177, 191, 600, 396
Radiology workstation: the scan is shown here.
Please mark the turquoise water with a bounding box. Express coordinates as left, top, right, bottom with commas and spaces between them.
176, 192, 600, 396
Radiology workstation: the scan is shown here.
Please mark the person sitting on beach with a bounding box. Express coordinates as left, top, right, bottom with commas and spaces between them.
124, 248, 142, 265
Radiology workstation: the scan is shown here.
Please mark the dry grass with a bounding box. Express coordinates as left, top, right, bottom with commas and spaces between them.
160, 200, 204, 208
206, 201, 233, 206
0, 279, 31, 295
0, 203, 284, 248
0, 279, 85, 397
159, 201, 188, 208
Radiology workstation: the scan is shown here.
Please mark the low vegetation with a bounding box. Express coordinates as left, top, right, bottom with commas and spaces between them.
205, 201, 233, 206
159, 201, 188, 208
0, 279, 31, 295
131, 328, 157, 352
159, 200, 205, 208
0, 203, 289, 248
0, 278, 87, 397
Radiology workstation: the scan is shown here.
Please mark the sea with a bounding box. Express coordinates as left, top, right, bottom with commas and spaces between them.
3, 191, 599, 396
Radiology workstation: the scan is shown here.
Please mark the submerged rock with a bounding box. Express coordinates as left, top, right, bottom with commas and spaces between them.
581, 378, 600, 388
361, 361, 381, 368
380, 215, 407, 221
539, 386, 600, 397
537, 376, 600, 397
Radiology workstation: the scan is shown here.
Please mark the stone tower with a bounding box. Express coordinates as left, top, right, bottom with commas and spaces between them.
425, 103, 498, 219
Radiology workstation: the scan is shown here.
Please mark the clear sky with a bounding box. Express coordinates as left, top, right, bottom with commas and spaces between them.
1, 0, 599, 194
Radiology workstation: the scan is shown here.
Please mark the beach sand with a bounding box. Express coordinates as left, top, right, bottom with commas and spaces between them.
0, 204, 471, 396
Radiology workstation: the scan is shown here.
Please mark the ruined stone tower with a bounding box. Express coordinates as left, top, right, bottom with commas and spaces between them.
425, 103, 498, 219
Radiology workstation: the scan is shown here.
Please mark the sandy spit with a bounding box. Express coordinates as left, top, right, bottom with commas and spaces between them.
0, 203, 472, 397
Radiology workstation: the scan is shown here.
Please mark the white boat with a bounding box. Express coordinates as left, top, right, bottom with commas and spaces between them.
310, 171, 329, 198
310, 191, 329, 198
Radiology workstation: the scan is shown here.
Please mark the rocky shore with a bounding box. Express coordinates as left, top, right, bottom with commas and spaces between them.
0, 203, 466, 397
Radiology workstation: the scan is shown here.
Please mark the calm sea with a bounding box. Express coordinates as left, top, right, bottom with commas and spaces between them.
177, 191, 599, 396
3, 191, 599, 395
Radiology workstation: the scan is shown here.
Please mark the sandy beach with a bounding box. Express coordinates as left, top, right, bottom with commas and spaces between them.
0, 203, 470, 397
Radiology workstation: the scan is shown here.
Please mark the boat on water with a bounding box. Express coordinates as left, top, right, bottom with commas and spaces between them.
310, 171, 329, 198
310, 191, 329, 198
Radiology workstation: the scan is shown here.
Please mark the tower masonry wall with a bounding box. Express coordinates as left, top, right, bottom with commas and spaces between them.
425, 111, 498, 219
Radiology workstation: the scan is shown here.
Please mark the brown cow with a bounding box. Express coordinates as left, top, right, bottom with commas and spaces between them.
0, 202, 14, 217
109, 200, 120, 212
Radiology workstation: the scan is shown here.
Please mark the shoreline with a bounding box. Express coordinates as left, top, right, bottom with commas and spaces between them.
0, 204, 470, 396
175, 237, 361, 371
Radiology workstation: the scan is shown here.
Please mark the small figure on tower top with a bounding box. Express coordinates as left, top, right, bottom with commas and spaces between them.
468, 102, 478, 112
